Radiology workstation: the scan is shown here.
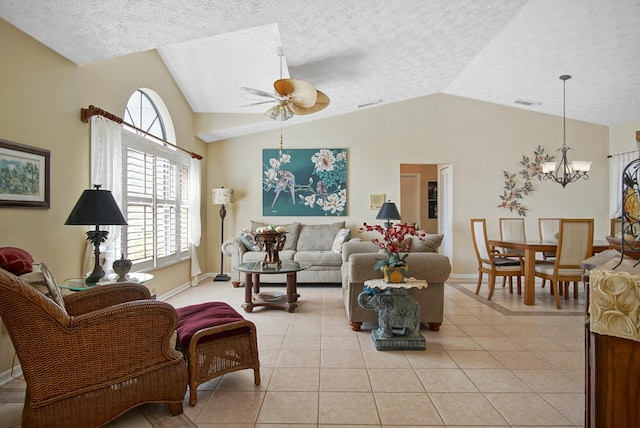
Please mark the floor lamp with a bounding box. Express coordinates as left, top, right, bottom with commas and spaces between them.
212, 187, 234, 281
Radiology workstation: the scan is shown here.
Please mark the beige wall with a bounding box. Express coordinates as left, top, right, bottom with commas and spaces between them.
206, 94, 611, 278
0, 19, 207, 373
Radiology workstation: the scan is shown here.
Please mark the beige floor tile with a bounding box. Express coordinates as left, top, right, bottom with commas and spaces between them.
362, 349, 412, 368
318, 391, 380, 425
447, 350, 504, 368
415, 368, 478, 392
367, 368, 425, 392
428, 392, 508, 425
463, 368, 532, 392
0, 403, 23, 428
267, 367, 319, 391
484, 392, 573, 425
375, 392, 444, 425
472, 335, 525, 351
509, 335, 566, 351
280, 334, 321, 350
256, 335, 284, 350
445, 314, 486, 325
405, 351, 458, 368
275, 349, 320, 367
320, 368, 372, 392
321, 349, 366, 368
431, 335, 484, 351
541, 392, 585, 426
512, 369, 582, 393
456, 323, 504, 337
194, 391, 264, 424
321, 334, 362, 350
488, 350, 549, 370
532, 351, 584, 369
257, 391, 318, 424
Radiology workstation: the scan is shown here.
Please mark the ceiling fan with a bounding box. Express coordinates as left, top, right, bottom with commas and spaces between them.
241, 53, 330, 121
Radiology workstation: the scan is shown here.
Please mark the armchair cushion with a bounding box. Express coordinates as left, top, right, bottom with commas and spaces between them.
0, 246, 33, 275
19, 262, 66, 311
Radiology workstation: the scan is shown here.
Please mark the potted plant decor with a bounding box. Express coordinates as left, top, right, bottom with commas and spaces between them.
359, 222, 425, 283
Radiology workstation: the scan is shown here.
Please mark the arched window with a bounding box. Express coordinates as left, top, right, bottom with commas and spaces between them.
120, 89, 189, 270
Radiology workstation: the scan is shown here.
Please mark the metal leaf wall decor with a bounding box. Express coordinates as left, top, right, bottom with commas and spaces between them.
498, 145, 555, 216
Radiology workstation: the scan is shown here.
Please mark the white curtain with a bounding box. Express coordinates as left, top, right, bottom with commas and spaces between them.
84, 115, 123, 275
189, 157, 202, 285
610, 150, 639, 218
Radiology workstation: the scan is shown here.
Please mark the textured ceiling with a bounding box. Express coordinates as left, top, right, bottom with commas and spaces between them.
1, 0, 639, 143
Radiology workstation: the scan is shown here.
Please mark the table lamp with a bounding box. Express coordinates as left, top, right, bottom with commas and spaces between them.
212, 187, 234, 281
65, 185, 127, 283
376, 200, 402, 228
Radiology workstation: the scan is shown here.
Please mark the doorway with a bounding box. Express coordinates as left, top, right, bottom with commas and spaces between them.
400, 163, 453, 260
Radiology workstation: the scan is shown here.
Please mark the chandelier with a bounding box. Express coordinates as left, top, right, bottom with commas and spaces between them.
542, 75, 591, 188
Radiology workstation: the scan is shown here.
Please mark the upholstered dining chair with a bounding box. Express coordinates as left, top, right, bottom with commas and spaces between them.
498, 217, 526, 287
538, 217, 560, 260
0, 266, 188, 428
610, 217, 622, 236
471, 218, 524, 300
534, 218, 594, 309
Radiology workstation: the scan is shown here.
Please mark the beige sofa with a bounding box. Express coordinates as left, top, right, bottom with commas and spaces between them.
221, 221, 349, 286
341, 239, 451, 332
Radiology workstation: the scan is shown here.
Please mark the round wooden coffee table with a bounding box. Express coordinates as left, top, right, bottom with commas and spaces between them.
236, 261, 311, 313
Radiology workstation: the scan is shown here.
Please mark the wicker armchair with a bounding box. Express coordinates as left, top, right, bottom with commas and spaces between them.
0, 267, 188, 428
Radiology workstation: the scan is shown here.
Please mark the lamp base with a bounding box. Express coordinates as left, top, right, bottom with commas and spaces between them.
85, 265, 105, 284
214, 273, 231, 282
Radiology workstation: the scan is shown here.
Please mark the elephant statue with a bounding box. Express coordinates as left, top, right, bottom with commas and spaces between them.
358, 288, 421, 339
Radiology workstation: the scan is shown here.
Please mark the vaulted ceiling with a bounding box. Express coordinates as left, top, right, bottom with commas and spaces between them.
1, 0, 639, 143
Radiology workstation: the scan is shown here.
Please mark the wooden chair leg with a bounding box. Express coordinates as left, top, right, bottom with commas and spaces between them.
574, 281, 579, 299
502, 276, 506, 288
516, 275, 522, 295
552, 281, 562, 309
475, 271, 483, 295
508, 276, 514, 294
487, 274, 496, 300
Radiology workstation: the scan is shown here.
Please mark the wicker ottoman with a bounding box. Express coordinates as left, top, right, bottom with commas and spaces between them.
176, 301, 260, 406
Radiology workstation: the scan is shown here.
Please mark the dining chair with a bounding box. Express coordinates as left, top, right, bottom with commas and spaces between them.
470, 218, 523, 300
610, 217, 622, 236
498, 217, 526, 287
538, 217, 560, 260
534, 218, 594, 309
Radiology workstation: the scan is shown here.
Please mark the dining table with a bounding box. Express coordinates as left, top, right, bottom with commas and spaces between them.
486, 238, 610, 305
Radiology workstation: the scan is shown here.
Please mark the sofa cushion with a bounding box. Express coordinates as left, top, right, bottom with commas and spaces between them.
251, 221, 300, 251
331, 228, 351, 253
296, 221, 346, 252
410, 234, 443, 253
0, 247, 34, 275
294, 251, 343, 267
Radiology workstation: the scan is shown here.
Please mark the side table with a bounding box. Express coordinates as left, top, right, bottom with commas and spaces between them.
60, 272, 154, 291
358, 278, 428, 351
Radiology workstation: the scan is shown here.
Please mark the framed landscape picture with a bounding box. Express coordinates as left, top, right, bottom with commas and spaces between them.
0, 139, 50, 208
262, 148, 347, 216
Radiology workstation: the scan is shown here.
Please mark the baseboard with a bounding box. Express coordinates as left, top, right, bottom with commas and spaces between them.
0, 365, 22, 387
449, 273, 478, 280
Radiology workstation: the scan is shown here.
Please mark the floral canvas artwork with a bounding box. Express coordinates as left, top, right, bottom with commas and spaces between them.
263, 148, 347, 216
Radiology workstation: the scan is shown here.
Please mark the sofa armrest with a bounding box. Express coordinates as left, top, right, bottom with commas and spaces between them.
341, 240, 380, 264
222, 237, 247, 283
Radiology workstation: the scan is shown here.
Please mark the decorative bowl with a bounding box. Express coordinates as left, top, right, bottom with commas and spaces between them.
605, 235, 640, 259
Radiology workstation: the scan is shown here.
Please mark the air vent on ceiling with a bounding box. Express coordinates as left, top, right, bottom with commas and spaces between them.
357, 99, 383, 108
514, 98, 541, 107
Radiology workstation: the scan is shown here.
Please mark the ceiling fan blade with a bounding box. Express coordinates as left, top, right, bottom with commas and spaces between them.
240, 87, 283, 100
240, 100, 277, 108
289, 90, 330, 115
274, 78, 317, 108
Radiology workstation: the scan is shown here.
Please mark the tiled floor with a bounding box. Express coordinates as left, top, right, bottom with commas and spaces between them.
0, 278, 586, 427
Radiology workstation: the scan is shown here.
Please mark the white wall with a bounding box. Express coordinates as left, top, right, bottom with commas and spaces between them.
206, 93, 610, 277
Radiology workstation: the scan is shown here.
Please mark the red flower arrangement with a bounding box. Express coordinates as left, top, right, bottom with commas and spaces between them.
359, 222, 425, 270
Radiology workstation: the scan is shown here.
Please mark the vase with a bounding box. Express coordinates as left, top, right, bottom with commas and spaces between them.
255, 232, 287, 268
382, 264, 409, 283
112, 254, 132, 281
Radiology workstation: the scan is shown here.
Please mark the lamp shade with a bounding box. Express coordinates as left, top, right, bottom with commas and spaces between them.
376, 201, 402, 221
212, 188, 234, 205
65, 187, 127, 226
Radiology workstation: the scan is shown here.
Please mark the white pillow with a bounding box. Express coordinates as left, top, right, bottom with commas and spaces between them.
331, 228, 351, 253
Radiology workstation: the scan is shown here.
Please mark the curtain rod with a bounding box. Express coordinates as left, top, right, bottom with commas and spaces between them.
80, 105, 203, 160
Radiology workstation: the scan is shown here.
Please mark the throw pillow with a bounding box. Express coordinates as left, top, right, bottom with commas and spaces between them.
410, 233, 444, 253
331, 228, 351, 253
33, 262, 67, 311
239, 229, 259, 251
0, 247, 34, 275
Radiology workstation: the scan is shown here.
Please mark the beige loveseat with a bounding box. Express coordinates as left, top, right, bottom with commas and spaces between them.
341, 239, 451, 332
221, 221, 350, 287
